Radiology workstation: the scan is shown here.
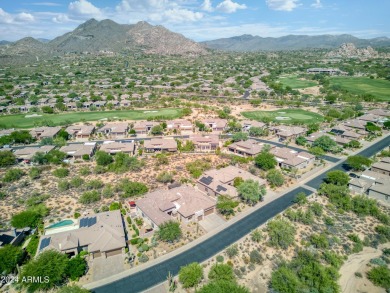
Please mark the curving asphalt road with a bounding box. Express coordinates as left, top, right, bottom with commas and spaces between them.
91, 135, 390, 293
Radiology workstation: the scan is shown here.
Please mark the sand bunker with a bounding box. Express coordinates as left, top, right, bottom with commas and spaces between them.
25, 114, 42, 118
144, 111, 158, 113
275, 116, 291, 120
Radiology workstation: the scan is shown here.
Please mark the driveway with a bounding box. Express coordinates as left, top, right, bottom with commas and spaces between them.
199, 214, 226, 232
90, 254, 125, 282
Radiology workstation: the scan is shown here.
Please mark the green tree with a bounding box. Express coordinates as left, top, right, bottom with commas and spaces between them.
95, 150, 113, 166
151, 125, 164, 135
45, 150, 67, 164
267, 218, 296, 249
308, 146, 325, 159
19, 250, 69, 291
156, 220, 182, 242
271, 266, 302, 293
117, 179, 148, 198
266, 169, 285, 187
325, 170, 350, 186
313, 135, 338, 152
346, 155, 372, 171
293, 192, 308, 206
10, 130, 35, 144
179, 262, 203, 288
0, 150, 16, 167
109, 153, 143, 173
254, 151, 277, 170
249, 127, 268, 137
198, 280, 250, 293
79, 191, 101, 204
251, 229, 263, 243
0, 245, 24, 274
216, 195, 239, 216
237, 179, 266, 205
11, 209, 42, 228
208, 263, 234, 282
366, 266, 390, 288
231, 132, 248, 142
29, 167, 42, 179
57, 129, 69, 140
65, 255, 87, 281
295, 136, 307, 146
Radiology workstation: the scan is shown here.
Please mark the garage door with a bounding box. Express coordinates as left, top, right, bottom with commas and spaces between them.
106, 249, 122, 257
204, 208, 214, 216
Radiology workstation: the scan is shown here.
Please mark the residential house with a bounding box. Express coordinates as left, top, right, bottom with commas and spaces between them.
241, 120, 266, 132
30, 127, 61, 140
270, 147, 315, 169
14, 145, 55, 162
202, 119, 227, 132
135, 185, 216, 230
349, 178, 373, 194
98, 123, 129, 138
37, 210, 126, 258
228, 139, 270, 157
133, 121, 159, 135
99, 141, 135, 155
144, 138, 177, 153
270, 126, 306, 141
60, 143, 96, 159
66, 125, 95, 139
197, 165, 266, 198
343, 119, 367, 130
371, 162, 390, 176
0, 227, 31, 248
189, 135, 220, 152
368, 184, 390, 205
167, 119, 193, 133
367, 109, 390, 118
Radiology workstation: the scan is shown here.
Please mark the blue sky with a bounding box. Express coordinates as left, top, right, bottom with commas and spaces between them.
0, 0, 389, 41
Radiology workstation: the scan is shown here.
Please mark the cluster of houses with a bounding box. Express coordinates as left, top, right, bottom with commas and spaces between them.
349, 156, 390, 206
132, 165, 266, 234
306, 109, 389, 147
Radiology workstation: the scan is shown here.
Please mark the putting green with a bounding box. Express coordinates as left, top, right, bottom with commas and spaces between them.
242, 109, 323, 125
277, 75, 317, 89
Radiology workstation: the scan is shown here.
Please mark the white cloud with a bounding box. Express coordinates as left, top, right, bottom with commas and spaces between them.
149, 8, 203, 23
0, 8, 35, 24
216, 0, 247, 13
311, 0, 322, 8
201, 0, 214, 12
68, 0, 103, 18
52, 13, 71, 23
116, 0, 172, 12
31, 2, 62, 7
266, 0, 299, 11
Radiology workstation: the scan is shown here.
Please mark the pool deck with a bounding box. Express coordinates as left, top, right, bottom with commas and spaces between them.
44, 220, 79, 235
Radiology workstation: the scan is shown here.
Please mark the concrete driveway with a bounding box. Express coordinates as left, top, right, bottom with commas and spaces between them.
90, 254, 125, 282
199, 213, 226, 232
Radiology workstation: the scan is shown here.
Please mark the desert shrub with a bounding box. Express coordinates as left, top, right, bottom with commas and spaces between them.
78, 191, 100, 204
52, 168, 69, 178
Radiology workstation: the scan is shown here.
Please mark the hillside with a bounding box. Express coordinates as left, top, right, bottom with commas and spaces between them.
202, 34, 390, 51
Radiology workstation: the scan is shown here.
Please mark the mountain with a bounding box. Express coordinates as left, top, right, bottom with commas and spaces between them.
0, 37, 50, 57
49, 19, 207, 55
37, 38, 51, 43
202, 34, 390, 51
0, 40, 10, 46
0, 19, 207, 59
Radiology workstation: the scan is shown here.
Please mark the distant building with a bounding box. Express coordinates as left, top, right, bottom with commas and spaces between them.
60, 142, 96, 159
98, 123, 129, 138
65, 125, 95, 139
306, 68, 340, 75
30, 127, 61, 140
189, 135, 220, 152
269, 126, 306, 141
133, 121, 159, 135
202, 119, 228, 132
144, 138, 177, 153
99, 141, 135, 155
228, 139, 270, 157
14, 145, 55, 162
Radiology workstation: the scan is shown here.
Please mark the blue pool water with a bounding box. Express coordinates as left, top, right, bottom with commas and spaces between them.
46, 220, 74, 229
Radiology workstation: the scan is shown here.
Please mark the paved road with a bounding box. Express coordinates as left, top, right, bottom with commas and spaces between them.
91, 134, 390, 293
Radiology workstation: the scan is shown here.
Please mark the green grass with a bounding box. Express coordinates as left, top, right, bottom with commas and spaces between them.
277, 75, 317, 89
0, 108, 182, 129
329, 77, 390, 101
242, 108, 323, 125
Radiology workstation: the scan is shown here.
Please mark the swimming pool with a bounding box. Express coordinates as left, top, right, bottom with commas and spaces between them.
46, 220, 74, 229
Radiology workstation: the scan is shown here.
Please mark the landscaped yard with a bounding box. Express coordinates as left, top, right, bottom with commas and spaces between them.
277, 74, 318, 89
329, 77, 390, 101
241, 108, 323, 124
0, 108, 183, 129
